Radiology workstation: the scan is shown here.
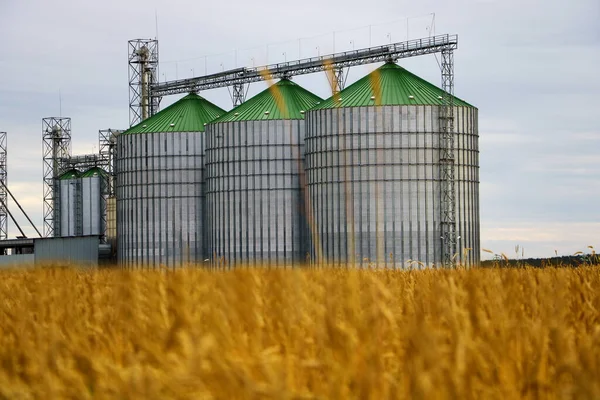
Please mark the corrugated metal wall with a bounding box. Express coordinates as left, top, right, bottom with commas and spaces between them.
58, 178, 79, 237
205, 120, 308, 264
81, 175, 104, 236
34, 236, 100, 265
116, 131, 204, 266
305, 105, 479, 267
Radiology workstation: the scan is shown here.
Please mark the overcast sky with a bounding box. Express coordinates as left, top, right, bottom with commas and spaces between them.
0, 0, 598, 259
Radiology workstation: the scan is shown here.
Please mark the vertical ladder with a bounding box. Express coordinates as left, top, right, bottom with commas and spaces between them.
440, 49, 456, 267
75, 178, 83, 236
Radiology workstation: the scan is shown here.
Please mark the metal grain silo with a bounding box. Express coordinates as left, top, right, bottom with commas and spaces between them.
116, 93, 225, 266
81, 167, 106, 236
305, 62, 479, 267
56, 169, 80, 237
206, 79, 322, 264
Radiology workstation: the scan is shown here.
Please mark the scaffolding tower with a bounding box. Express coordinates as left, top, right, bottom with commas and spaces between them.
128, 39, 159, 127
99, 129, 121, 243
0, 132, 6, 240
42, 118, 72, 237
99, 129, 122, 196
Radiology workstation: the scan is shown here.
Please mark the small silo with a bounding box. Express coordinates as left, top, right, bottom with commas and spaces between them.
305, 62, 479, 267
56, 169, 80, 237
116, 93, 225, 266
205, 79, 323, 264
80, 167, 106, 236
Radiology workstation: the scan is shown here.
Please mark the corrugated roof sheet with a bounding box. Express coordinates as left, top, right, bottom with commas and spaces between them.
81, 167, 106, 178
124, 93, 225, 134
213, 79, 323, 122
58, 169, 80, 180
312, 62, 474, 109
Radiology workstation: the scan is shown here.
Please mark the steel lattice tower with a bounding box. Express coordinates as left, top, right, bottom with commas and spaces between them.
440, 49, 456, 267
98, 129, 121, 196
128, 39, 159, 127
42, 118, 71, 237
330, 67, 348, 95
231, 83, 247, 107
0, 132, 6, 240
99, 129, 121, 242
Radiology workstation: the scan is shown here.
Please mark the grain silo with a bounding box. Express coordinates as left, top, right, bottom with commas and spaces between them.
56, 169, 80, 237
205, 79, 322, 264
305, 62, 479, 267
80, 167, 106, 236
116, 93, 225, 266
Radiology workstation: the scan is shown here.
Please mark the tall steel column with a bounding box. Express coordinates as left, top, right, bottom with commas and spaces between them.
0, 132, 7, 240
128, 39, 159, 127
439, 49, 456, 267
42, 118, 71, 237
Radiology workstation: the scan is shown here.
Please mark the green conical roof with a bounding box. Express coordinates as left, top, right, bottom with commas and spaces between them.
58, 169, 80, 180
124, 93, 226, 134
213, 79, 323, 122
312, 62, 474, 109
81, 167, 106, 178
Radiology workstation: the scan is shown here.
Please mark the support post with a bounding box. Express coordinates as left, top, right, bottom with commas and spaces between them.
328, 67, 347, 95
232, 83, 246, 107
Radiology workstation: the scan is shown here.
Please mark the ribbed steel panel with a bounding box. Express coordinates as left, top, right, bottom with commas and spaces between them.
205, 120, 308, 264
214, 79, 322, 122
81, 175, 104, 236
305, 105, 479, 267
106, 196, 116, 242
34, 236, 100, 266
125, 93, 224, 134
313, 62, 473, 108
116, 131, 204, 266
58, 178, 79, 237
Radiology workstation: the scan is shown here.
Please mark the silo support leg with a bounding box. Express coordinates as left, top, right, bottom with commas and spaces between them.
232, 83, 247, 107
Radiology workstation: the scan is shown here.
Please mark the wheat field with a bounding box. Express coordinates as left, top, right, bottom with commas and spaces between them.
0, 265, 598, 399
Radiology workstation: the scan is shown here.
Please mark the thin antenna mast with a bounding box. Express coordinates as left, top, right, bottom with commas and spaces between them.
155, 10, 159, 41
